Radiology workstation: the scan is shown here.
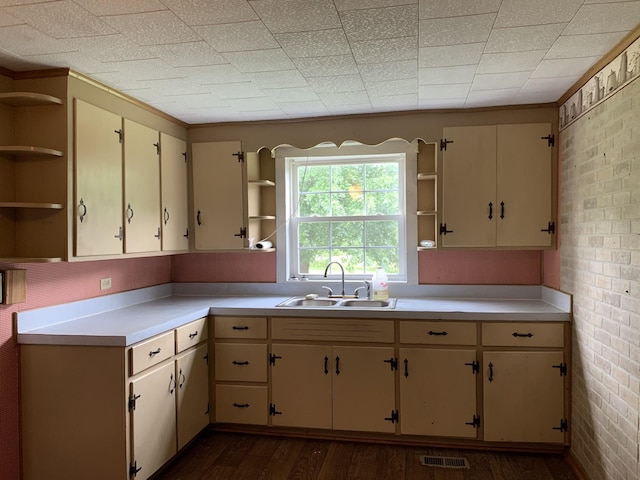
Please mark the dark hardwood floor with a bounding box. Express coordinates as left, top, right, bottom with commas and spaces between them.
153, 430, 580, 480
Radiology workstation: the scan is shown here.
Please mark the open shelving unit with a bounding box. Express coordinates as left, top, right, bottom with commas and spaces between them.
416, 141, 438, 250
246, 148, 276, 251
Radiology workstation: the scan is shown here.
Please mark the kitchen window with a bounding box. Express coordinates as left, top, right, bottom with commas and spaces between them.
275, 140, 418, 284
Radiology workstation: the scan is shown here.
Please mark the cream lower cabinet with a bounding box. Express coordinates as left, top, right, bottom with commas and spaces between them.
176, 343, 210, 450
482, 322, 567, 443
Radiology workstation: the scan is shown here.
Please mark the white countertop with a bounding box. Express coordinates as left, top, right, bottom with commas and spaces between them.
16, 283, 572, 347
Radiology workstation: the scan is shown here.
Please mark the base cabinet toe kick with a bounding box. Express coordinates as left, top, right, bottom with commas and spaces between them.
20, 315, 570, 480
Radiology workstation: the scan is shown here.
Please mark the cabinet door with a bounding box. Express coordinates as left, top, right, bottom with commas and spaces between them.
483, 351, 565, 443
160, 133, 189, 251
332, 346, 396, 433
74, 99, 123, 256
496, 123, 553, 247
400, 348, 477, 438
129, 361, 177, 480
192, 141, 245, 250
270, 344, 332, 429
123, 119, 161, 253
176, 344, 209, 450
441, 125, 496, 247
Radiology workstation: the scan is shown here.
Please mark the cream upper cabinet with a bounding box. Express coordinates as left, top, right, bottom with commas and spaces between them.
123, 119, 161, 254
74, 99, 123, 256
160, 133, 189, 251
440, 123, 554, 248
192, 141, 245, 250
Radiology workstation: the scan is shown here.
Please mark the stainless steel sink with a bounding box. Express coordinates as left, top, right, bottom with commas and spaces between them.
276, 296, 396, 309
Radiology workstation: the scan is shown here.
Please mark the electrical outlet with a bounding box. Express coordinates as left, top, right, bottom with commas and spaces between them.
100, 277, 112, 290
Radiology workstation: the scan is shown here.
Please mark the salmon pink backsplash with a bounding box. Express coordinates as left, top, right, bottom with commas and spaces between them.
173, 252, 277, 282
0, 256, 172, 480
419, 250, 543, 284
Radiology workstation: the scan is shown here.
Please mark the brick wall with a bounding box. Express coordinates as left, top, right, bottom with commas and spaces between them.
560, 78, 640, 480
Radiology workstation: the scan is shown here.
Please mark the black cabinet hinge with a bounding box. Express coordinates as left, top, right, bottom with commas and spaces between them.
383, 357, 398, 370
204, 353, 209, 365
552, 362, 567, 376
541, 134, 555, 147
464, 360, 480, 374
234, 227, 247, 239
269, 353, 282, 366
465, 414, 481, 428
182, 151, 187, 163
128, 393, 141, 412
269, 403, 282, 416
553, 419, 568, 432
153, 142, 160, 155
384, 410, 399, 423
541, 221, 556, 234
129, 461, 141, 477
114, 129, 123, 143
232, 151, 245, 162
205, 402, 210, 415
439, 223, 453, 235
440, 138, 454, 151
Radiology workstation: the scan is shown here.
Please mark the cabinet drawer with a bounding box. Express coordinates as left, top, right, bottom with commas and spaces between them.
482, 323, 564, 347
271, 317, 394, 343
215, 343, 267, 382
215, 385, 268, 425
130, 331, 174, 376
400, 321, 476, 345
215, 317, 267, 339
176, 317, 208, 353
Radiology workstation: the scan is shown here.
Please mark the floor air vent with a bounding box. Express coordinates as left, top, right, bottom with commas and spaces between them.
419, 455, 470, 469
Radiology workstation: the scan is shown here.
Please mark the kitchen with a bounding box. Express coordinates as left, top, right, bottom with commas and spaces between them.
1, 2, 639, 480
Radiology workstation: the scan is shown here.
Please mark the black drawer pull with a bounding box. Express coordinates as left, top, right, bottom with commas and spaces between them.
512, 332, 533, 338
148, 348, 161, 357
428, 330, 448, 336
232, 403, 249, 408
232, 360, 250, 366
188, 331, 198, 339
232, 326, 249, 330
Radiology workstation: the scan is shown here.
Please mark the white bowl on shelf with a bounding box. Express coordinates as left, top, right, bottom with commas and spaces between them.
420, 240, 435, 248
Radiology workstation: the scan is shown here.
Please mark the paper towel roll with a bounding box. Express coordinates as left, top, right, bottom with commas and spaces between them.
255, 240, 273, 249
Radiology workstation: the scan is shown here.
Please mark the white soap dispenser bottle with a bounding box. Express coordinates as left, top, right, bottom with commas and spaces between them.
371, 266, 389, 300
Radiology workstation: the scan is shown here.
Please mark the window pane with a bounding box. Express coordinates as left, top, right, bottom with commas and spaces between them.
366, 163, 398, 190
365, 191, 399, 215
299, 248, 330, 275
331, 192, 363, 216
365, 248, 399, 274
299, 165, 330, 193
331, 221, 363, 247
365, 221, 398, 246
299, 222, 329, 248
331, 164, 364, 192
299, 192, 330, 216
330, 248, 364, 274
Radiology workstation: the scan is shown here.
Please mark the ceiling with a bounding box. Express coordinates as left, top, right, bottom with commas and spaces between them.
0, 0, 638, 124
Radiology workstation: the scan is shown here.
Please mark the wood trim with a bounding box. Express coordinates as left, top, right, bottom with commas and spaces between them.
558, 24, 640, 105
565, 451, 591, 480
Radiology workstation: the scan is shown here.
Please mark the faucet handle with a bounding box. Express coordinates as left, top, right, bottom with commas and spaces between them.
321, 286, 333, 297
353, 286, 366, 298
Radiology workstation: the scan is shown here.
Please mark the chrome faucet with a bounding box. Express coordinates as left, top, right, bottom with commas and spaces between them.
323, 261, 345, 297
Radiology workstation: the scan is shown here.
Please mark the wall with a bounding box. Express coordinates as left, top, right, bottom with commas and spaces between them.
560, 78, 640, 480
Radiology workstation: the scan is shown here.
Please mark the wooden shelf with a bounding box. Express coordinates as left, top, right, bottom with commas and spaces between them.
417, 210, 436, 216
0, 92, 63, 107
248, 179, 276, 187
0, 257, 63, 263
0, 202, 63, 209
417, 246, 437, 251
0, 146, 63, 157
417, 173, 436, 180
249, 215, 276, 220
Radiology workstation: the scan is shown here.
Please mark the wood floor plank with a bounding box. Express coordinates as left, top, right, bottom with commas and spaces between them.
214, 434, 259, 467
316, 441, 355, 480
346, 442, 383, 479
287, 439, 330, 479
256, 437, 307, 480
375, 443, 406, 480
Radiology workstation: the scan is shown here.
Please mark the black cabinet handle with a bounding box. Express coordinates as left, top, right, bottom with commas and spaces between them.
232, 360, 250, 365
148, 348, 161, 357
78, 198, 87, 222
164, 208, 170, 225
335, 355, 340, 375
188, 331, 198, 339
404, 358, 409, 378
324, 356, 329, 374
196, 210, 202, 226
512, 332, 533, 338
232, 403, 249, 408
126, 203, 134, 224
169, 373, 176, 394
500, 201, 505, 219
428, 330, 448, 336
488, 202, 493, 219
232, 326, 249, 330
488, 362, 494, 383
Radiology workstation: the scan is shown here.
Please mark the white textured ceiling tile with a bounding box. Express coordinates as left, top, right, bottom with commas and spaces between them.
514, 91, 557, 104
222, 49, 296, 73
103, 10, 199, 45
419, 0, 501, 18
546, 32, 628, 59
0, 8, 26, 26
418, 98, 466, 108
531, 56, 602, 79
418, 43, 484, 68
366, 78, 417, 96
477, 50, 547, 74
485, 24, 566, 53
228, 96, 280, 111
275, 29, 351, 58
419, 83, 471, 99
293, 55, 359, 76
351, 36, 416, 64
73, 0, 164, 16
206, 82, 265, 99
466, 88, 520, 106
133, 78, 211, 96
335, 0, 417, 11
307, 75, 364, 93
326, 103, 373, 115
359, 60, 417, 82
173, 64, 245, 84
162, 0, 258, 25
494, 0, 584, 27
370, 93, 417, 110
0, 24, 74, 56
164, 93, 229, 109
91, 58, 177, 83
249, 0, 341, 34
317, 90, 371, 106
277, 100, 329, 114
419, 65, 477, 85
248, 70, 309, 88
0, 51, 43, 71
520, 76, 582, 95
194, 21, 279, 53
419, 14, 495, 47
472, 71, 531, 90
147, 42, 226, 67
66, 34, 156, 62
341, 5, 418, 42
5, 0, 115, 38
564, 2, 640, 35
22, 51, 113, 74
263, 86, 319, 102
